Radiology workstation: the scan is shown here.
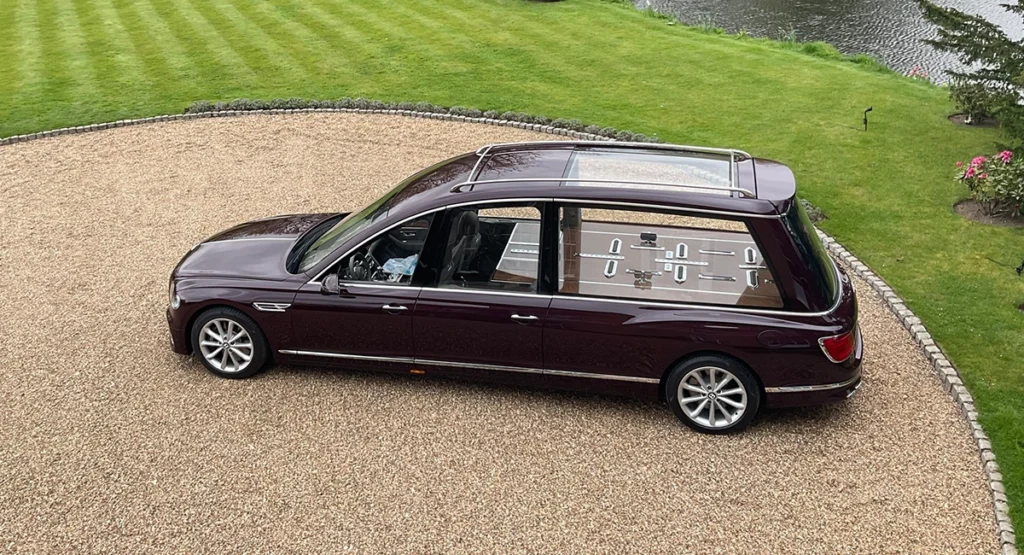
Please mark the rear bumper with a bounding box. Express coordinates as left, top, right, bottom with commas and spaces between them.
765, 326, 864, 409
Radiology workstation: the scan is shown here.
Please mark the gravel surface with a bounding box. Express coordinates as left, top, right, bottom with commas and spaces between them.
0, 113, 999, 553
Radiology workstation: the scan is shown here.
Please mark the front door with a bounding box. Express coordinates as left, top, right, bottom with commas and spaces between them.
412, 203, 550, 382
287, 214, 436, 372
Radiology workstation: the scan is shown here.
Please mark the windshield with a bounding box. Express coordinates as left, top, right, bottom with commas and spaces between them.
782, 199, 838, 303
296, 153, 477, 274
297, 184, 403, 273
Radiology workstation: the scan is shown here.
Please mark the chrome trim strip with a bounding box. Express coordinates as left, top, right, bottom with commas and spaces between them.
580, 253, 624, 260
551, 199, 780, 219
252, 302, 291, 313
424, 287, 551, 300
207, 237, 296, 244
451, 177, 755, 198
277, 350, 661, 384
764, 375, 860, 394
278, 350, 415, 364
474, 140, 752, 161
414, 358, 661, 384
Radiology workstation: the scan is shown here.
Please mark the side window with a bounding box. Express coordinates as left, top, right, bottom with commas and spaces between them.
437, 204, 542, 293
337, 214, 435, 285
558, 206, 783, 308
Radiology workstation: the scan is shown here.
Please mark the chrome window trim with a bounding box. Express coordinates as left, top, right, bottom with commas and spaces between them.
424, 287, 553, 300
305, 196, 841, 317
206, 237, 296, 244
307, 207, 447, 285
556, 256, 840, 316
764, 375, 860, 394
279, 350, 660, 384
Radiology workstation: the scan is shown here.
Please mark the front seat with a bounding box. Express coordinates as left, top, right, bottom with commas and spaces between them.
439, 210, 480, 284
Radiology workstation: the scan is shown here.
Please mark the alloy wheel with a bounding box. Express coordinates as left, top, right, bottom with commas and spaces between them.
198, 318, 254, 374
676, 365, 748, 429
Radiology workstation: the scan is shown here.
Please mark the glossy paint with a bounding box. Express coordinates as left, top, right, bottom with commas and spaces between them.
168, 144, 862, 411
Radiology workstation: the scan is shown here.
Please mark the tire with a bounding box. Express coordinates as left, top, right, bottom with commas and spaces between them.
664, 355, 761, 434
190, 307, 270, 379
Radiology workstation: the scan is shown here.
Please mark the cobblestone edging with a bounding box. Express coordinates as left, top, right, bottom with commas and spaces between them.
816, 234, 1017, 555
0, 108, 618, 146
0, 108, 1016, 554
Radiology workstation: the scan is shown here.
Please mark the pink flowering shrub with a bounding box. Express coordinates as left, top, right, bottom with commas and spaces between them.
956, 150, 1024, 216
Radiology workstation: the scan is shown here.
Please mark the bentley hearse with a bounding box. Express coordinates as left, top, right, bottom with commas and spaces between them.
167, 141, 862, 433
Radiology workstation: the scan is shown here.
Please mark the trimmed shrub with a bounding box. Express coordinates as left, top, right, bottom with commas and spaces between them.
956, 150, 1024, 216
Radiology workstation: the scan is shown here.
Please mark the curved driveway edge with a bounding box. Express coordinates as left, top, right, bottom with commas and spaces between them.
0, 108, 1014, 554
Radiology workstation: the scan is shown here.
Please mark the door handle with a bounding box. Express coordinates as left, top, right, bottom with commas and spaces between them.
511, 314, 539, 322
382, 304, 409, 313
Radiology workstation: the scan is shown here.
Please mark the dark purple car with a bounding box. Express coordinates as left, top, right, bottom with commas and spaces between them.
167, 141, 862, 433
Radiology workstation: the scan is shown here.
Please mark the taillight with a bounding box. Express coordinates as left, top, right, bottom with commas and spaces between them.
819, 330, 856, 363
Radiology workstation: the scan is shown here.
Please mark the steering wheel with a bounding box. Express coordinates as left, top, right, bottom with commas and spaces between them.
348, 252, 370, 281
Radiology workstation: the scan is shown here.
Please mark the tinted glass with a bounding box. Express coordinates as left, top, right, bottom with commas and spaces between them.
298, 154, 475, 273
566, 148, 733, 194
437, 204, 542, 293
335, 214, 436, 285
558, 206, 783, 308
782, 199, 838, 302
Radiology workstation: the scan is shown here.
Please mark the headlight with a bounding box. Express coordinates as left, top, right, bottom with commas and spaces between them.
169, 281, 181, 310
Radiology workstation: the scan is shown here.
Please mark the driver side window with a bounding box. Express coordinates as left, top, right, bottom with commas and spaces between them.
337, 214, 436, 285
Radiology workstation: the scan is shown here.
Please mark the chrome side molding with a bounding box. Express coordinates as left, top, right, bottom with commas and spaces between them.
278, 350, 661, 384
253, 302, 291, 313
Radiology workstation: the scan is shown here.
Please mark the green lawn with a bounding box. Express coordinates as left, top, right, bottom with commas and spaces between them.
2, 0, 1021, 537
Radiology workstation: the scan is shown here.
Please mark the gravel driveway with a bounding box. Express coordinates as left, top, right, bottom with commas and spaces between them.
0, 113, 999, 553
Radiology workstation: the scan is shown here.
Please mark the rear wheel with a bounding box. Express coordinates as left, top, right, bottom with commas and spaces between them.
665, 355, 760, 434
190, 307, 269, 379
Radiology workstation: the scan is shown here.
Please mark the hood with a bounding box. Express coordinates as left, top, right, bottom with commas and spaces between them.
175, 213, 335, 280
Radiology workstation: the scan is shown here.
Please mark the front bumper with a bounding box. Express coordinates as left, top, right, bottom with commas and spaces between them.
167, 307, 190, 355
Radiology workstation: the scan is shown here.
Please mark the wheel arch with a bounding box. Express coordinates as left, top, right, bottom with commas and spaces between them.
658, 350, 766, 403
184, 303, 266, 356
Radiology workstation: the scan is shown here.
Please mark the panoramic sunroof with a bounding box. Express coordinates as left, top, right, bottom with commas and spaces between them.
566, 149, 734, 195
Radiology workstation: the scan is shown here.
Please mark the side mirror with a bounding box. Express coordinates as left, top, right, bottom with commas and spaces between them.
320, 273, 341, 295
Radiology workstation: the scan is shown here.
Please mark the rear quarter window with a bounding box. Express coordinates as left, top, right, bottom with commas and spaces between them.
782, 200, 838, 303
558, 206, 784, 308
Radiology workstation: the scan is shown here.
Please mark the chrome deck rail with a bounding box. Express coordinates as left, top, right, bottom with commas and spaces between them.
457, 140, 756, 198
450, 177, 755, 198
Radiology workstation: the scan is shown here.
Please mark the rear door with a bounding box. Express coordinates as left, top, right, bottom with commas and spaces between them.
412, 202, 551, 382
543, 204, 784, 396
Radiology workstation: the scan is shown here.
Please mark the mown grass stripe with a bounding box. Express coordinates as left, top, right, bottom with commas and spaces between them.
71, 0, 148, 97
154, 0, 260, 81
109, 0, 189, 87
89, 0, 180, 98
133, 0, 244, 87
34, 0, 85, 104
5, 0, 41, 98
231, 0, 351, 75
278, 0, 385, 63
302, 0, 397, 74
179, 0, 304, 83
334, 0, 451, 62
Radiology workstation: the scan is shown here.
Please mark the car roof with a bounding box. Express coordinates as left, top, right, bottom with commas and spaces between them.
383, 141, 799, 225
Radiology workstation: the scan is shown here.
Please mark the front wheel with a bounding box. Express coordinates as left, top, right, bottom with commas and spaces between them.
665, 355, 761, 434
190, 307, 269, 379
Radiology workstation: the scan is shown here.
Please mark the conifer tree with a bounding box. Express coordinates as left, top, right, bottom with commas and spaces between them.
917, 0, 1024, 140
